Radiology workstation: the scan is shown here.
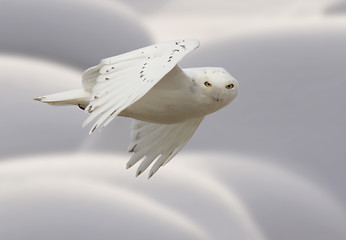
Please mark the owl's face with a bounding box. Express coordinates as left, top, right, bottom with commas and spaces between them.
195, 68, 238, 107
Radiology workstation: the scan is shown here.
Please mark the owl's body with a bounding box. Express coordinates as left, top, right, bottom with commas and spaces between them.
35, 39, 238, 178
123, 66, 237, 124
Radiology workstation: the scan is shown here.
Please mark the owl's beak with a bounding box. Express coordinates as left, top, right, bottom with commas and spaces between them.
213, 95, 223, 102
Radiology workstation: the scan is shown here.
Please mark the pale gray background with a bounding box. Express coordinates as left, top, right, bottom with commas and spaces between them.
0, 0, 345, 239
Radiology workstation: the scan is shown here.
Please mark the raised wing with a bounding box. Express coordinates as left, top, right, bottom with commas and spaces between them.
82, 39, 200, 133
127, 117, 204, 178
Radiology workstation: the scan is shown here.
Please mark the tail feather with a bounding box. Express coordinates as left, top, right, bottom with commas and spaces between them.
34, 89, 90, 109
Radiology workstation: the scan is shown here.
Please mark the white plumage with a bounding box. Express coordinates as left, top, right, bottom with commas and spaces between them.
35, 39, 239, 178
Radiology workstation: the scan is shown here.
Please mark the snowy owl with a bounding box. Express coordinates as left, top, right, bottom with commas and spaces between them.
35, 39, 239, 178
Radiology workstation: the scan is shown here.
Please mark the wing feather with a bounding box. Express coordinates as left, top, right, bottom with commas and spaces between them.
82, 39, 200, 132
127, 117, 204, 178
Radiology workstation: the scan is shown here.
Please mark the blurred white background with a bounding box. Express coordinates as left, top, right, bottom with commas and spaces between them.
1, 0, 346, 239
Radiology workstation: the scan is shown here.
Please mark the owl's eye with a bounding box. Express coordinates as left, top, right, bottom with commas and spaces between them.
226, 83, 234, 89
204, 81, 212, 87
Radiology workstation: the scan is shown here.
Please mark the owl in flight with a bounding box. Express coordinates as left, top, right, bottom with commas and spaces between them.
35, 39, 239, 178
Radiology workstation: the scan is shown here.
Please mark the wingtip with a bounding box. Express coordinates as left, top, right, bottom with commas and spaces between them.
82, 121, 88, 129
148, 171, 154, 179
136, 169, 143, 177
33, 96, 45, 102
128, 144, 137, 153
88, 124, 98, 135
182, 38, 200, 47
126, 163, 132, 169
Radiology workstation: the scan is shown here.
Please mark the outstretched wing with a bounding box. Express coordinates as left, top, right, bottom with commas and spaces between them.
82, 39, 200, 133
127, 117, 204, 178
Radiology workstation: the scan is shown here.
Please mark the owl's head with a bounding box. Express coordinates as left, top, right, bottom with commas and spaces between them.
189, 67, 238, 108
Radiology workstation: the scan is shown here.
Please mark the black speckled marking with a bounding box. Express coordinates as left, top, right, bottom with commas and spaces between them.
110, 109, 117, 116
140, 62, 149, 80
129, 144, 137, 153
78, 104, 85, 110
91, 124, 98, 133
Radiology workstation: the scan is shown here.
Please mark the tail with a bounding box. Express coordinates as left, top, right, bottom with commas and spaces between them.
34, 89, 90, 110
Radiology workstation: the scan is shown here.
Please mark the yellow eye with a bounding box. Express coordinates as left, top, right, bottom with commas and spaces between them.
226, 83, 234, 89
204, 81, 212, 87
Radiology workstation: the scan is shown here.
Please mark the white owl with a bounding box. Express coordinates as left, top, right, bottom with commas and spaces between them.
35, 39, 239, 178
